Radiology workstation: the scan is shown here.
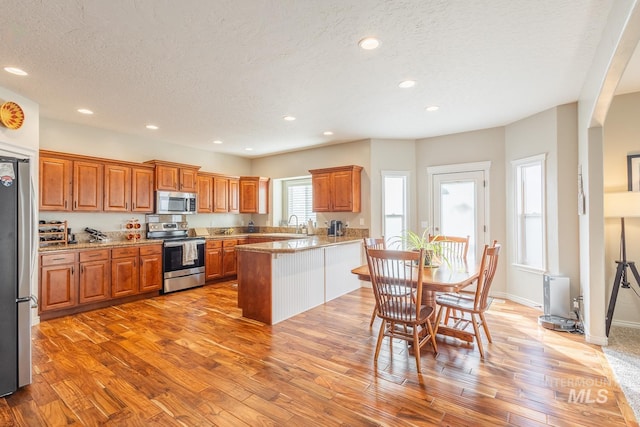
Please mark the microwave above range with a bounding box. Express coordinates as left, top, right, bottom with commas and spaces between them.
156, 190, 197, 215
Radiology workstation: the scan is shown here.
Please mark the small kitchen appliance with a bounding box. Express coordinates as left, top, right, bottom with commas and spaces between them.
155, 190, 197, 215
327, 220, 344, 237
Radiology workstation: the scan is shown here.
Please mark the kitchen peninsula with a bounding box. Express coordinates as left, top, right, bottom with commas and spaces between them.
236, 235, 363, 324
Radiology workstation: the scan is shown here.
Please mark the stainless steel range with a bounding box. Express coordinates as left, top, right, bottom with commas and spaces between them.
146, 215, 205, 293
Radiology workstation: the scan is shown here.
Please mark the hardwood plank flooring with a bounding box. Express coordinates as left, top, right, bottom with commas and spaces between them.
1, 281, 637, 426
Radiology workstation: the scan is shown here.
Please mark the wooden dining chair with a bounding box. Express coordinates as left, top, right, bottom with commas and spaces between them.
434, 243, 501, 359
365, 247, 438, 372
363, 237, 386, 327
428, 234, 470, 260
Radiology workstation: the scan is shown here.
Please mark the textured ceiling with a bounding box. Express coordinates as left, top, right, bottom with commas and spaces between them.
0, 0, 637, 158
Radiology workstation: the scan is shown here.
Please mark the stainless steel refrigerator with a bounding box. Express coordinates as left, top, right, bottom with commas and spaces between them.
0, 156, 32, 396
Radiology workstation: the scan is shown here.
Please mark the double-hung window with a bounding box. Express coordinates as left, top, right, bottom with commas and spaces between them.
512, 154, 546, 270
282, 177, 316, 224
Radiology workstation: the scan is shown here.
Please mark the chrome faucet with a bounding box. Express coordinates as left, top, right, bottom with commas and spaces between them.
288, 214, 299, 233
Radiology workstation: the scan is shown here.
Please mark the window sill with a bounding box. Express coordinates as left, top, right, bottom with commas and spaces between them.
512, 263, 546, 274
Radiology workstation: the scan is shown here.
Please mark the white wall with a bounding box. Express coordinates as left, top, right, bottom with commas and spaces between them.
39, 118, 253, 230
369, 139, 417, 239
250, 139, 371, 229
505, 104, 580, 309
603, 91, 640, 327
415, 127, 507, 295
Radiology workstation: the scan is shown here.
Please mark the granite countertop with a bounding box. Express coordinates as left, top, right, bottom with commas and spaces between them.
234, 235, 363, 254
37, 232, 324, 253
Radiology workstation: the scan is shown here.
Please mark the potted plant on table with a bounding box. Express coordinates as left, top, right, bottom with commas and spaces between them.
394, 229, 447, 267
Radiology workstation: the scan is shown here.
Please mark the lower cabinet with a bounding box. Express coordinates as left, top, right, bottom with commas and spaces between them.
40, 252, 78, 312
111, 247, 139, 298
222, 239, 237, 277
79, 249, 110, 304
139, 244, 163, 292
39, 243, 163, 318
205, 240, 223, 281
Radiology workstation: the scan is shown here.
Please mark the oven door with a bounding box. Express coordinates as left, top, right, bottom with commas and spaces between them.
163, 239, 205, 272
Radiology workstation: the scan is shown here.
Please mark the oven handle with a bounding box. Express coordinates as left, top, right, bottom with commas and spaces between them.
164, 239, 206, 248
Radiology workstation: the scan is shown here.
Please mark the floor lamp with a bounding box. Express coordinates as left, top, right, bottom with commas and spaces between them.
604, 191, 640, 336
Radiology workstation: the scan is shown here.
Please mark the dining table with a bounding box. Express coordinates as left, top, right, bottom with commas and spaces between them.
351, 258, 480, 342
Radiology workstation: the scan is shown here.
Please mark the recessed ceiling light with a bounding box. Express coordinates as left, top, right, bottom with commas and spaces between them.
77, 108, 94, 115
245, 147, 253, 151
212, 140, 223, 144
145, 124, 159, 130
425, 105, 440, 112
323, 131, 334, 136
4, 67, 28, 76
283, 115, 296, 121
399, 80, 416, 88
358, 37, 380, 50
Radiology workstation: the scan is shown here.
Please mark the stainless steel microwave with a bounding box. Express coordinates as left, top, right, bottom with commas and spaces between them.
156, 191, 197, 214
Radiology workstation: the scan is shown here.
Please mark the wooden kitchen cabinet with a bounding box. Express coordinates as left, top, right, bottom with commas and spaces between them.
228, 177, 240, 213
139, 244, 162, 292
78, 249, 110, 304
222, 239, 238, 277
239, 176, 269, 214
309, 165, 362, 212
39, 155, 73, 211
104, 164, 155, 213
205, 240, 223, 281
111, 247, 139, 298
103, 164, 131, 212
39, 252, 77, 312
197, 175, 213, 213
212, 175, 240, 213
73, 160, 104, 211
146, 160, 200, 192
131, 166, 155, 212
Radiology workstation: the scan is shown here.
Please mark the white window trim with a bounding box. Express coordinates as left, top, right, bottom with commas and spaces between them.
511, 153, 547, 273
381, 170, 410, 244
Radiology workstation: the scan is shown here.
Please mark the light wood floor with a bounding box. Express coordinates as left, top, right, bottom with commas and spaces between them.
1, 281, 637, 426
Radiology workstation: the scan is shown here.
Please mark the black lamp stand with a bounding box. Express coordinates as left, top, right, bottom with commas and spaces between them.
605, 217, 640, 336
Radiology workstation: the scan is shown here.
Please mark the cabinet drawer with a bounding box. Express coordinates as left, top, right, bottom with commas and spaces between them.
41, 252, 77, 266
222, 239, 237, 247
206, 240, 223, 249
139, 244, 162, 256
112, 247, 139, 258
79, 249, 110, 262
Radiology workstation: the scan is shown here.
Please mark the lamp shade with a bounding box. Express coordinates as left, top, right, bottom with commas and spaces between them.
604, 191, 640, 218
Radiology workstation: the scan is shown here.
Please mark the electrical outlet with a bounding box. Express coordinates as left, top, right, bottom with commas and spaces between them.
359, 218, 365, 226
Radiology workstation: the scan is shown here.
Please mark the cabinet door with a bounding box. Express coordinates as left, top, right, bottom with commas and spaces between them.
39, 156, 72, 211
239, 179, 257, 213
104, 164, 131, 212
131, 167, 154, 212
213, 176, 229, 213
111, 256, 139, 297
180, 168, 198, 192
73, 160, 103, 211
205, 241, 223, 281
228, 178, 240, 214
332, 170, 355, 212
79, 260, 111, 303
222, 240, 237, 277
156, 165, 179, 191
311, 172, 332, 212
198, 175, 213, 213
40, 264, 76, 311
139, 253, 162, 292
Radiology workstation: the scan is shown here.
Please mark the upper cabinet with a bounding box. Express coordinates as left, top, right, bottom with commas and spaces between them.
145, 160, 200, 192
309, 165, 362, 212
239, 177, 269, 214
39, 155, 72, 211
104, 164, 155, 213
197, 174, 213, 213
